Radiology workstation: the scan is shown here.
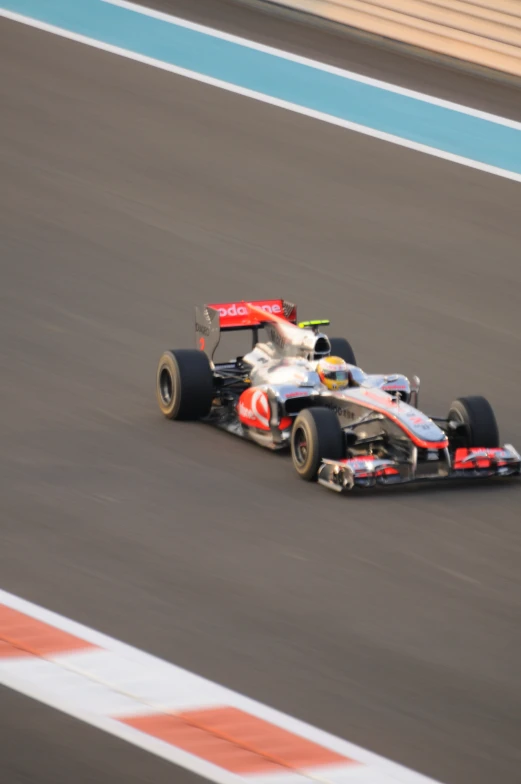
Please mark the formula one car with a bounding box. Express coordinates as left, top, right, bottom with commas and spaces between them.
156, 298, 520, 492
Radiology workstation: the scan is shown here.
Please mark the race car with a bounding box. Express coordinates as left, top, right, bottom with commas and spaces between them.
156, 298, 520, 492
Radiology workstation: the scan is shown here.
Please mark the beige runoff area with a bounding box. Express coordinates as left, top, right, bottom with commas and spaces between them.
259, 0, 521, 78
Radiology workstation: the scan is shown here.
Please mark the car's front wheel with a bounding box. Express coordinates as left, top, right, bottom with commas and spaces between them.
447, 395, 499, 449
291, 407, 344, 481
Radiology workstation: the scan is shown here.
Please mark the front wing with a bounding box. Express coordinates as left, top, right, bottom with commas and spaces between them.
317, 446, 521, 493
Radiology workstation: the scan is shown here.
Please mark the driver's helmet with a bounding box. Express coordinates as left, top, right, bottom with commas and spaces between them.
317, 356, 351, 390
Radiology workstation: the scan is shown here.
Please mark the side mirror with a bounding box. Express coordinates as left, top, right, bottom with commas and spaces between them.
410, 375, 420, 408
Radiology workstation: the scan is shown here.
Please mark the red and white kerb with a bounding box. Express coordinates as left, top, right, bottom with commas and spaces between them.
0, 589, 443, 784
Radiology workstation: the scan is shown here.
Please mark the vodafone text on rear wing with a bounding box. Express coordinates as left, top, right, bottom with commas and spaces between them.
195, 299, 297, 359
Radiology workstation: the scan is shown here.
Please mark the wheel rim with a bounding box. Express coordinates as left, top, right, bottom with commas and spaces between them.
450, 408, 464, 425
449, 407, 470, 446
159, 367, 173, 406
293, 426, 309, 467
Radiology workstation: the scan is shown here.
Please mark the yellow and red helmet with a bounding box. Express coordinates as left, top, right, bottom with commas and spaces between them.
317, 356, 351, 390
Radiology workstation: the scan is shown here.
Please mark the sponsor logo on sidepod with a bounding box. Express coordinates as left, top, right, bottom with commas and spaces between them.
237, 388, 271, 430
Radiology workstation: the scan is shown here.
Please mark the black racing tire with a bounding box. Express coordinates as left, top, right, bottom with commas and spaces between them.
291, 407, 344, 481
328, 337, 357, 365
156, 349, 214, 421
448, 395, 499, 449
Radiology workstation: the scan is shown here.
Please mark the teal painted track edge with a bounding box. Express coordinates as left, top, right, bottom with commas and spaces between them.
2, 0, 521, 177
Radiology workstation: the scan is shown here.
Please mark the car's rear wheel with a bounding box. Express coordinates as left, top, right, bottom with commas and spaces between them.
448, 395, 499, 449
291, 407, 344, 481
328, 337, 357, 365
156, 349, 214, 420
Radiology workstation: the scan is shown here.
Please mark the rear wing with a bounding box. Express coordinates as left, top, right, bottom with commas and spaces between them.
195, 299, 297, 360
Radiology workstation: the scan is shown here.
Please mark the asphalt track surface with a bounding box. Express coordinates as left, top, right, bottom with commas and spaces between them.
1, 6, 521, 784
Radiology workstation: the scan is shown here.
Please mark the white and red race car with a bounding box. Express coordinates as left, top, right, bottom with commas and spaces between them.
156, 298, 520, 492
